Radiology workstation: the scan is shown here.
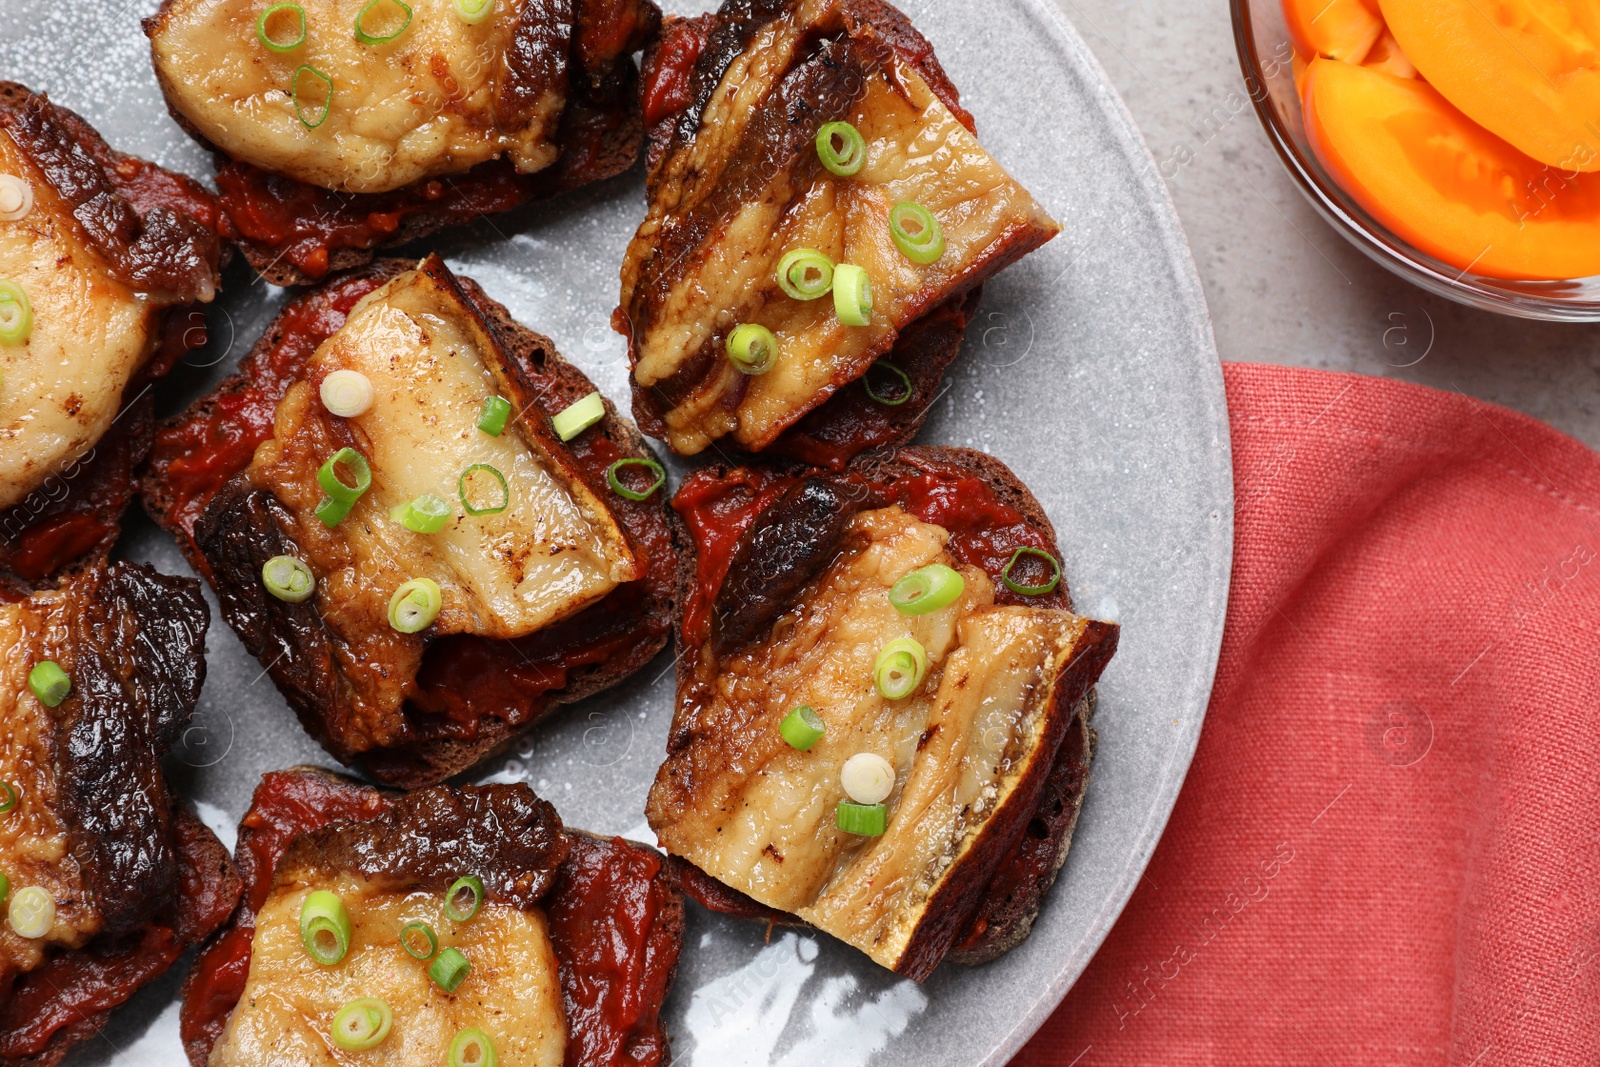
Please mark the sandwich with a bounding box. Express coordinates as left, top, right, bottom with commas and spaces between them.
181, 768, 682, 1067
617, 0, 1061, 465
0, 82, 223, 591
146, 0, 662, 285
648, 445, 1118, 979
143, 254, 681, 787
0, 560, 239, 1067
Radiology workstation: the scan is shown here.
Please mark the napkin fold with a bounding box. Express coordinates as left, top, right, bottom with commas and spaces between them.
1018, 362, 1600, 1066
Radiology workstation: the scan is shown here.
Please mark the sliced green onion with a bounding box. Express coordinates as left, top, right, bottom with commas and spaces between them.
452, 0, 495, 24
836, 801, 887, 837
832, 264, 872, 327
0, 175, 34, 222
300, 890, 351, 966
841, 752, 895, 804
0, 281, 30, 345
1000, 547, 1062, 596
816, 121, 866, 177
318, 447, 372, 507
606, 457, 665, 501
863, 360, 912, 406
551, 391, 605, 441
0, 783, 17, 815
292, 65, 334, 130
458, 464, 509, 516
256, 2, 307, 52
445, 875, 485, 922
8, 886, 54, 938
388, 578, 442, 634
390, 494, 451, 534
779, 706, 824, 751
401, 920, 438, 960
354, 0, 411, 44
320, 370, 374, 417
888, 202, 946, 266
775, 248, 834, 300
873, 637, 927, 700
477, 395, 512, 436
27, 661, 69, 707
448, 1027, 497, 1067
332, 998, 393, 1051
888, 564, 964, 616
726, 323, 778, 375
430, 946, 471, 992
314, 496, 352, 528
0, 874, 9, 904
262, 555, 316, 603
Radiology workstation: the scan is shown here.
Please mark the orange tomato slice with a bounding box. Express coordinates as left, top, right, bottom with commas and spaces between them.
1363, 30, 1418, 79
1284, 0, 1383, 61
1303, 57, 1600, 279
1380, 0, 1600, 171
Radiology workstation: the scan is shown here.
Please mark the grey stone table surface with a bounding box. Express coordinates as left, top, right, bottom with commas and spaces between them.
1053, 0, 1600, 449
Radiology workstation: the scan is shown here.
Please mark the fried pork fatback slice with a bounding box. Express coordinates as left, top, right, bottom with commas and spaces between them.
0, 83, 220, 576
186, 769, 684, 1067
619, 0, 1060, 456
0, 560, 241, 1067
170, 256, 679, 786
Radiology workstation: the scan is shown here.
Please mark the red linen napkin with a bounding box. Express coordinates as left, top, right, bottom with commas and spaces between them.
1016, 362, 1600, 1066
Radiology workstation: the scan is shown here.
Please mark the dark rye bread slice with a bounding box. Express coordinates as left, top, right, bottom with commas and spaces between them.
0, 561, 241, 1067
180, 767, 683, 1067
0, 83, 220, 592
660, 445, 1114, 976
141, 257, 683, 787
145, 0, 660, 287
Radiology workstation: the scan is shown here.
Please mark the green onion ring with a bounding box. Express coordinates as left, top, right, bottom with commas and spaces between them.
262, 555, 316, 603
1000, 547, 1062, 596
0, 281, 31, 346
354, 0, 411, 44
299, 890, 351, 966
388, 578, 443, 634
888, 563, 965, 616
779, 706, 825, 751
429, 946, 471, 993
448, 1026, 497, 1067
832, 263, 872, 327
390, 493, 452, 534
0, 875, 9, 904
458, 464, 509, 516
291, 65, 334, 130
606, 457, 666, 501
0, 783, 18, 815
452, 0, 495, 24
256, 1, 307, 51
815, 121, 866, 177
27, 661, 69, 708
836, 801, 887, 837
445, 875, 485, 922
725, 323, 779, 375
400, 920, 438, 960
477, 395, 512, 436
775, 248, 834, 300
8, 886, 54, 939
318, 447, 372, 507
314, 496, 352, 528
872, 637, 927, 700
888, 202, 946, 265
331, 998, 393, 1051
863, 361, 911, 406
551, 392, 606, 441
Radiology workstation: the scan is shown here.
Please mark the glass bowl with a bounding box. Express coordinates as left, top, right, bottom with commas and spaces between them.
1231, 0, 1600, 320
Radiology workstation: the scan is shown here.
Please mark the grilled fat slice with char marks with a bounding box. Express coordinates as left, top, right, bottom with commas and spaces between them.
649, 451, 1118, 979
619, 0, 1060, 456
0, 560, 240, 1067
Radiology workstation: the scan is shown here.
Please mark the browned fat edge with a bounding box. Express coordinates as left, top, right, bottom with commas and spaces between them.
892, 619, 1120, 981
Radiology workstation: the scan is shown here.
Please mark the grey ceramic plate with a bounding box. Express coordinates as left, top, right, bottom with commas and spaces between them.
0, 1, 1230, 1063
